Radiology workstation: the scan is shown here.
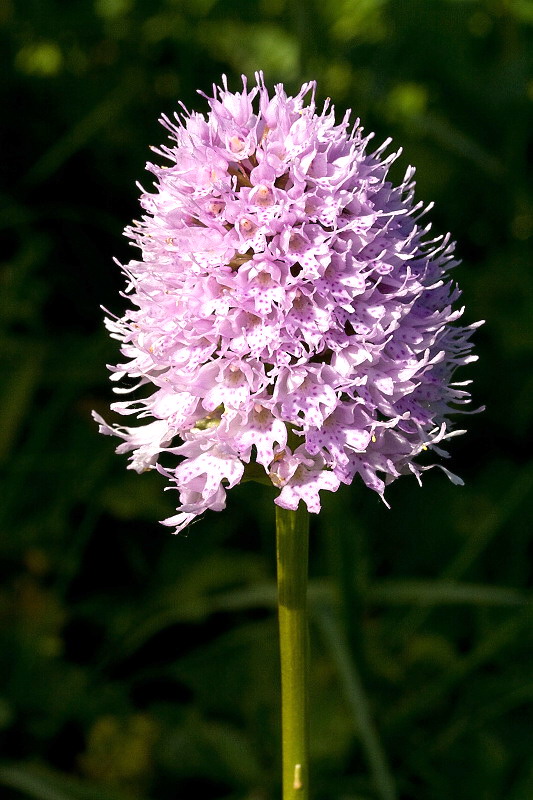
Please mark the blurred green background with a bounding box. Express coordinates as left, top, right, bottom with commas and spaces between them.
1, 1, 533, 798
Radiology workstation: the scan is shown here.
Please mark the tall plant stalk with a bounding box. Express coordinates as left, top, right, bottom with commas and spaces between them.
276, 505, 310, 799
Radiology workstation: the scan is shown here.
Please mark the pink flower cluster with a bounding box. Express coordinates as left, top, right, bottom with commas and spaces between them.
94, 73, 480, 533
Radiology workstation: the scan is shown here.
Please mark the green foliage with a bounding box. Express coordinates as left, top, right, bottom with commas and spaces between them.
1, 0, 533, 798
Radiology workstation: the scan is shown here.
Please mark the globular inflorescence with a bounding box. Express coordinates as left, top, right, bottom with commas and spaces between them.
94, 73, 481, 533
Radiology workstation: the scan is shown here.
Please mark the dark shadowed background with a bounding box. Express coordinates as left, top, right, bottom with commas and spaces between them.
1, 1, 533, 799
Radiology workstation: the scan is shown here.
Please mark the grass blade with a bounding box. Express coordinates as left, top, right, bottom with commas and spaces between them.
313, 603, 397, 800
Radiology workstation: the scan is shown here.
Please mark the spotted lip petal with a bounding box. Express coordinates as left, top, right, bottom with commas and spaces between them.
95, 72, 481, 533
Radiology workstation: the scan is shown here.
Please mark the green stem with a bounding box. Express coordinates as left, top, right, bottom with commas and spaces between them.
276, 505, 310, 800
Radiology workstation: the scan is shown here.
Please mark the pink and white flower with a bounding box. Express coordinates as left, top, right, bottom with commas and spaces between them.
94, 73, 480, 532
